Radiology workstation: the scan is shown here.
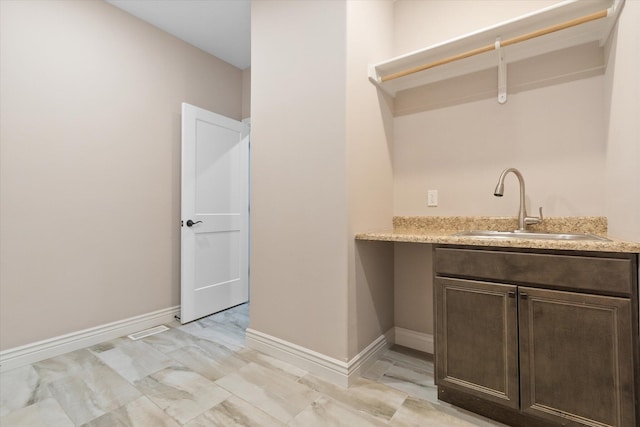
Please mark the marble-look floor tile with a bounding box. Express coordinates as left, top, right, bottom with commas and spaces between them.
143, 326, 250, 382
192, 333, 247, 357
376, 346, 507, 426
298, 375, 407, 423
427, 400, 509, 427
0, 398, 74, 427
166, 344, 247, 382
141, 327, 202, 354
361, 358, 393, 382
389, 396, 478, 427
47, 366, 141, 425
80, 396, 180, 427
289, 396, 389, 427
89, 337, 176, 383
207, 304, 250, 331
215, 362, 318, 424
46, 375, 107, 425
0, 365, 51, 417
32, 349, 141, 425
236, 348, 308, 380
135, 365, 230, 424
380, 346, 434, 373
179, 320, 245, 351
33, 349, 101, 384
377, 363, 438, 402
2, 305, 513, 427
184, 395, 285, 427
165, 319, 184, 329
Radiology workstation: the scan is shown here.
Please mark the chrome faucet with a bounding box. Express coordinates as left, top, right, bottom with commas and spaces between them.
493, 167, 543, 232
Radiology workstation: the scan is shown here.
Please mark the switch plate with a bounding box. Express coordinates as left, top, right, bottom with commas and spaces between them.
427, 190, 438, 207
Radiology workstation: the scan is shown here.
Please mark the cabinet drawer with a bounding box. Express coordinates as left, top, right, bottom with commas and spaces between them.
435, 247, 634, 296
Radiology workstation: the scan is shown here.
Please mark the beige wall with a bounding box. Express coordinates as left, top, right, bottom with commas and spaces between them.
0, 0, 243, 350
250, 0, 396, 362
394, 75, 606, 217
393, 0, 606, 218
346, 0, 395, 359
242, 68, 251, 120
394, 243, 432, 334
390, 0, 639, 336
394, 0, 561, 56
250, 0, 350, 360
604, 1, 640, 242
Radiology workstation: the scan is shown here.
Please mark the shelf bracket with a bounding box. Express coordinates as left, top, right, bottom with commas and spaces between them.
496, 38, 507, 104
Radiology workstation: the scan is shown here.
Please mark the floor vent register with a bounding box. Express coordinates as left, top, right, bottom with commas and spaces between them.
127, 325, 170, 340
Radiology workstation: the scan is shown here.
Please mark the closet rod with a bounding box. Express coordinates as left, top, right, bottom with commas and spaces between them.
381, 8, 609, 82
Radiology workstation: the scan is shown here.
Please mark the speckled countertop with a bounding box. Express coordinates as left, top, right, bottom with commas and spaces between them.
355, 216, 640, 253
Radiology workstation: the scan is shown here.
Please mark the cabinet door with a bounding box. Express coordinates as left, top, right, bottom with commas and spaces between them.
435, 277, 519, 409
519, 287, 635, 427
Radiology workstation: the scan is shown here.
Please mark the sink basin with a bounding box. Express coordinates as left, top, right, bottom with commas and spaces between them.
454, 230, 610, 241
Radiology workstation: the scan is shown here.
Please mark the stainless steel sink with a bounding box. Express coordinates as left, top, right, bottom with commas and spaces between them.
453, 230, 610, 241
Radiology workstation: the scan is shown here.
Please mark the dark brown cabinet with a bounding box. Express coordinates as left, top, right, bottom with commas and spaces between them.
518, 286, 635, 426
436, 278, 519, 409
434, 246, 639, 427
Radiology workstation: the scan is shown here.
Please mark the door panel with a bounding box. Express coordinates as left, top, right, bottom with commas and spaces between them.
194, 231, 240, 287
181, 103, 249, 324
519, 287, 635, 426
195, 120, 241, 213
436, 277, 519, 409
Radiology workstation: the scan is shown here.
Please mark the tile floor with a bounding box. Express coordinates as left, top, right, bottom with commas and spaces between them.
0, 304, 505, 426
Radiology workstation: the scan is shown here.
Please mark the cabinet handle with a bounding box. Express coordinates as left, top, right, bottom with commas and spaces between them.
521, 292, 528, 300
508, 291, 516, 298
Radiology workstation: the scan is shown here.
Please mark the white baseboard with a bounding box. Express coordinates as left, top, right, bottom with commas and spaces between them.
394, 327, 434, 354
245, 328, 392, 387
0, 306, 180, 372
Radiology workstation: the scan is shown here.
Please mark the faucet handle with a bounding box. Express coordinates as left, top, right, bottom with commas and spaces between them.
525, 207, 544, 226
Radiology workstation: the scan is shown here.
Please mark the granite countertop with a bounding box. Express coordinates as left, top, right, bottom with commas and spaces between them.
355, 216, 640, 254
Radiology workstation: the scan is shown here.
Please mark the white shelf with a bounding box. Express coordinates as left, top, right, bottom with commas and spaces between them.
369, 0, 624, 99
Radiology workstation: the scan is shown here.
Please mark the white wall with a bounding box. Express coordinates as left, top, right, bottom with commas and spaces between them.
0, 0, 243, 350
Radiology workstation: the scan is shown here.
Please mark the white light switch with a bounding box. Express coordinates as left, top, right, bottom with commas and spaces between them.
427, 190, 438, 207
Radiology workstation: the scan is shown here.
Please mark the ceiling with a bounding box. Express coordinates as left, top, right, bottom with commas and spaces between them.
106, 0, 251, 70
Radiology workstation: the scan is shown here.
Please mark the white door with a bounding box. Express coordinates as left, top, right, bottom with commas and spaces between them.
180, 103, 249, 324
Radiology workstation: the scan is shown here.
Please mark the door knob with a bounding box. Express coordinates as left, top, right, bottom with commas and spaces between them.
186, 220, 202, 227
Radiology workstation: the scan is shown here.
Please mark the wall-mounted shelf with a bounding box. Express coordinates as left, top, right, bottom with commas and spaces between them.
369, 0, 624, 102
